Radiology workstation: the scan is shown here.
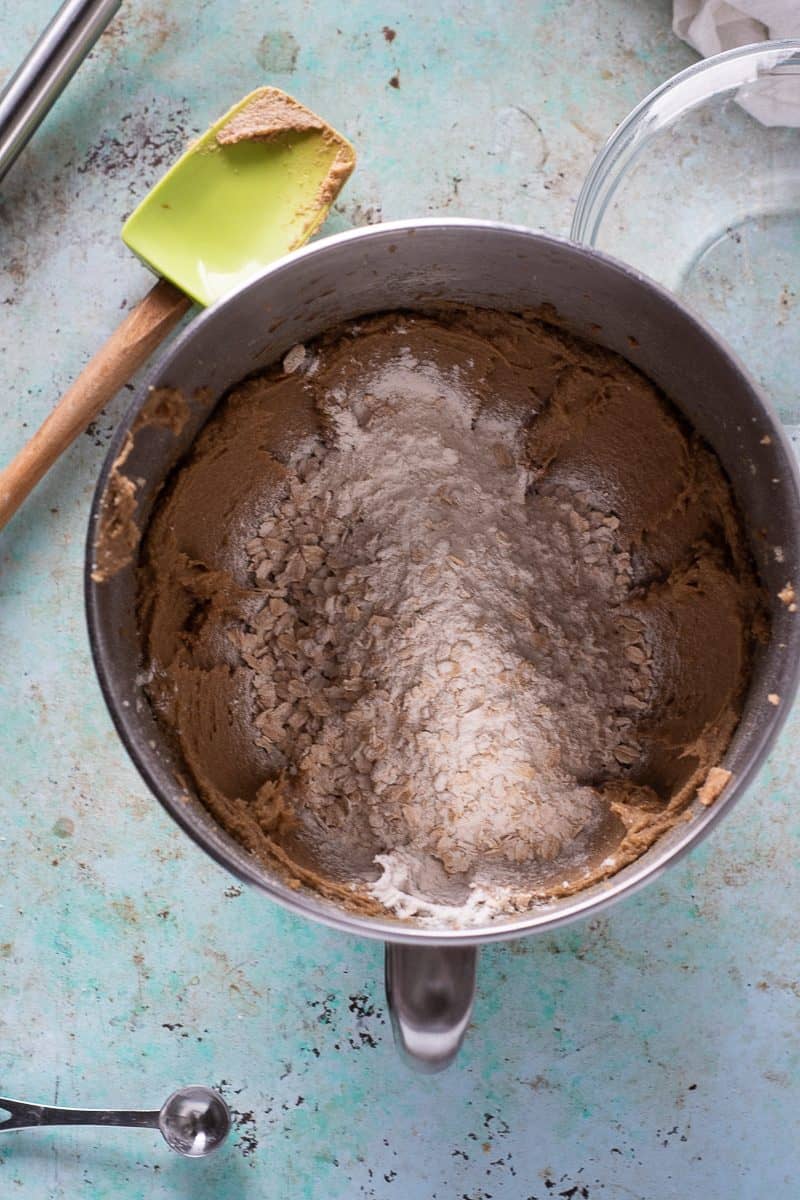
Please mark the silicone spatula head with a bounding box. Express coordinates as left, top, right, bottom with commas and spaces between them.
121, 87, 355, 307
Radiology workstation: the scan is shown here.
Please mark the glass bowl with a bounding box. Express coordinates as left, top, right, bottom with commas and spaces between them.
572, 40, 800, 427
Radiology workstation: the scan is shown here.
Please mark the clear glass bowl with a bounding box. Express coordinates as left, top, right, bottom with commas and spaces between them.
572, 41, 800, 426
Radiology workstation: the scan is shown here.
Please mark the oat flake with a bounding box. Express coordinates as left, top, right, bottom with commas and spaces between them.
236, 350, 656, 918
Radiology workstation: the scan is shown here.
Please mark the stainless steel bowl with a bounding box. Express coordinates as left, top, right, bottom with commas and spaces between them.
85, 219, 800, 1070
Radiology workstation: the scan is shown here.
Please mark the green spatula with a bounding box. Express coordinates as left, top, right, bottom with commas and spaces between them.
0, 86, 355, 528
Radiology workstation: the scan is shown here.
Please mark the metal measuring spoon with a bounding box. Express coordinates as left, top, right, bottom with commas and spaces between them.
0, 1085, 231, 1157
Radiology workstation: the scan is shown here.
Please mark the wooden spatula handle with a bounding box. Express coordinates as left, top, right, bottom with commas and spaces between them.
0, 278, 191, 530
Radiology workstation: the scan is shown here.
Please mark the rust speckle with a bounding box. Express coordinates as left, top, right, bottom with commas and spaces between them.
77, 101, 192, 191
389, 72, 400, 89
221, 1098, 259, 1158
256, 30, 300, 73
757, 974, 800, 999
112, 897, 139, 924
103, 5, 177, 57
383, 26, 397, 42
140, 10, 176, 53
523, 1073, 555, 1092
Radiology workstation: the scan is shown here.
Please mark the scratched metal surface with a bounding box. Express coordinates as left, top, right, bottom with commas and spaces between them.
0, 2, 798, 1197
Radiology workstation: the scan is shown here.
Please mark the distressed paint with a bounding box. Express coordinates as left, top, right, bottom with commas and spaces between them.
0, 1, 798, 1197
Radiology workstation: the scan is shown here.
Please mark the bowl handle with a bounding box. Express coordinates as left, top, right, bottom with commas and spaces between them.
384, 943, 477, 1071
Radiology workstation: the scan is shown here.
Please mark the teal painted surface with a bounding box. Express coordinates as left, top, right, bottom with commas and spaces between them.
0, 2, 798, 1197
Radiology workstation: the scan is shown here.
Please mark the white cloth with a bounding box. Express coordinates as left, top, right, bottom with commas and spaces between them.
671, 0, 796, 123
673, 1, 800, 125
674, 1, 800, 55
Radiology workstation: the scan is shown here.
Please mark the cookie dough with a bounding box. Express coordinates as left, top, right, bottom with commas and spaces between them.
137, 308, 766, 922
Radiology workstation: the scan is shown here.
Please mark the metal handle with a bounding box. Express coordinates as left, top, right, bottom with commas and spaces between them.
385, 943, 478, 1072
0, 1096, 159, 1132
0, 0, 122, 183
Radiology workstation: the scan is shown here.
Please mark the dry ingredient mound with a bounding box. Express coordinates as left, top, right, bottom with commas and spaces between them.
138, 309, 765, 926
241, 353, 650, 898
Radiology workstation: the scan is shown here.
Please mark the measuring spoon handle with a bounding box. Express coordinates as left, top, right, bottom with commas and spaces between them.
0, 1095, 159, 1132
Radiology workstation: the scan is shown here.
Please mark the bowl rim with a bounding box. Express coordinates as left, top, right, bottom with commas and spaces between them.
572, 37, 800, 247
85, 217, 800, 946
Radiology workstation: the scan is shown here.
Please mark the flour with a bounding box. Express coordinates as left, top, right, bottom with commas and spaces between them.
237, 340, 655, 922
